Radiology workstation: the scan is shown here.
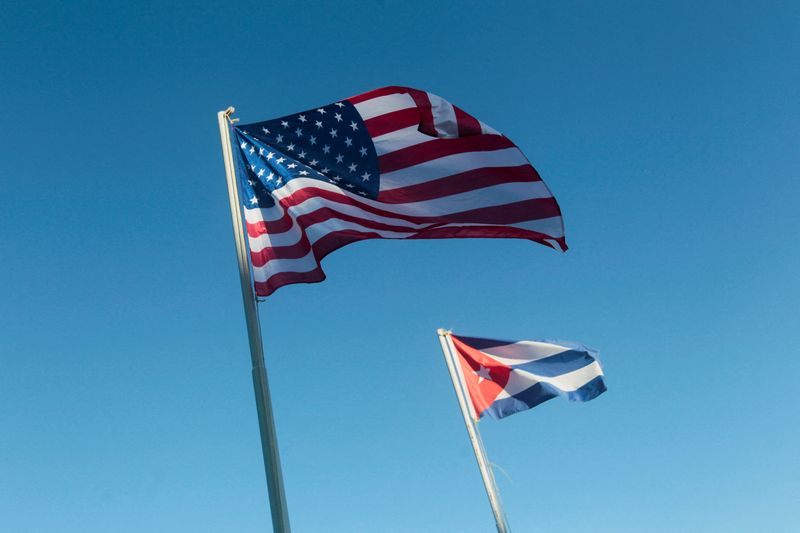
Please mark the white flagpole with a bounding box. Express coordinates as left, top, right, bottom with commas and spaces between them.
437, 329, 510, 533
218, 107, 291, 533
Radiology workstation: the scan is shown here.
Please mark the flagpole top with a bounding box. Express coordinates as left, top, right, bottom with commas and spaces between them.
219, 106, 239, 124
437, 328, 450, 336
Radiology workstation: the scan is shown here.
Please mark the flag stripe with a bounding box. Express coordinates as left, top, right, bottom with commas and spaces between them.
372, 126, 431, 156
250, 224, 565, 287
455, 105, 483, 136
428, 92, 458, 137
363, 108, 420, 138
378, 165, 540, 204
486, 376, 607, 419
378, 134, 516, 174
353, 92, 417, 120
379, 147, 530, 191
245, 178, 556, 232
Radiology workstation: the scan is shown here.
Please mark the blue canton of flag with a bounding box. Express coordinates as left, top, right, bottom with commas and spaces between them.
234, 101, 381, 207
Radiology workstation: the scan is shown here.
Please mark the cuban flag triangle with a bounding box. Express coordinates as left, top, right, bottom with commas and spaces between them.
448, 334, 606, 420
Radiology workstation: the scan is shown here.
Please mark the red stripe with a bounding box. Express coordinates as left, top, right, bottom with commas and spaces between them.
454, 105, 482, 137
347, 86, 406, 105
250, 214, 563, 268
253, 232, 369, 296
410, 225, 563, 249
250, 213, 419, 267
255, 268, 326, 297
408, 90, 436, 137
378, 134, 515, 174
364, 108, 420, 138
246, 185, 561, 238
252, 223, 568, 297
378, 165, 540, 204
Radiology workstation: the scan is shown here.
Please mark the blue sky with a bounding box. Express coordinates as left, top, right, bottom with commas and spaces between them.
2, 1, 799, 531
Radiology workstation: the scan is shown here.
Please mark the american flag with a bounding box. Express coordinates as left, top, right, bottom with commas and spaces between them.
231, 86, 567, 296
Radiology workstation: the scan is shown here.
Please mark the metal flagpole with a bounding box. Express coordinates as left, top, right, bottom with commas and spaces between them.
218, 107, 291, 533
437, 329, 510, 533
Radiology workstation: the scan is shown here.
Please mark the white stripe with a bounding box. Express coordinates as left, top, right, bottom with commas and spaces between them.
247, 217, 420, 252
479, 120, 500, 135
428, 92, 458, 138
246, 178, 552, 225
353, 93, 416, 121
512, 218, 564, 239
244, 193, 431, 230
498, 361, 604, 398
373, 126, 431, 156
379, 147, 529, 191
480, 340, 573, 365
252, 250, 318, 281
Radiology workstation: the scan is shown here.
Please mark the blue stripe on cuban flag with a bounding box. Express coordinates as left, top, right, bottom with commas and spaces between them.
450, 335, 606, 420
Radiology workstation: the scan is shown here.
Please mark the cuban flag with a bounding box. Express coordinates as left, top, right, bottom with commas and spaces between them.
449, 334, 606, 420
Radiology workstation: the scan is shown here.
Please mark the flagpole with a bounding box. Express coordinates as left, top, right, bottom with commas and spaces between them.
437, 329, 510, 533
218, 108, 291, 533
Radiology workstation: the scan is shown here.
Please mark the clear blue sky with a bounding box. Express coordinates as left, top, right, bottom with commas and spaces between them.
2, 1, 799, 532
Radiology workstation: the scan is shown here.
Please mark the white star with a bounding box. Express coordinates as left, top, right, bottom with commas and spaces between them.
361, 172, 370, 181
334, 112, 343, 122
281, 120, 289, 128
250, 196, 258, 205
331, 175, 341, 181
348, 163, 357, 172
249, 146, 255, 154
266, 152, 274, 160
257, 168, 265, 177
248, 180, 255, 185
309, 135, 317, 145
250, 164, 256, 171
328, 179, 336, 183
329, 128, 338, 138
299, 170, 309, 176
335, 102, 345, 107
315, 120, 323, 128
345, 183, 355, 188
258, 147, 264, 156
276, 178, 283, 185
335, 154, 344, 163
349, 121, 358, 131
276, 134, 283, 143
295, 127, 303, 137
240, 141, 247, 149
322, 144, 331, 154
359, 146, 367, 156
317, 108, 326, 114
344, 137, 353, 147
309, 159, 318, 166
266, 172, 274, 181
474, 365, 492, 383
358, 191, 367, 196
261, 127, 270, 134
276, 157, 285, 164
287, 163, 297, 169
298, 150, 306, 158
286, 143, 295, 151
298, 114, 307, 122
321, 167, 330, 173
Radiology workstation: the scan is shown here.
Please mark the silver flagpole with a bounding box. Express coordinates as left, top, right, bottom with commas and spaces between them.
218, 108, 291, 533
437, 329, 510, 533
